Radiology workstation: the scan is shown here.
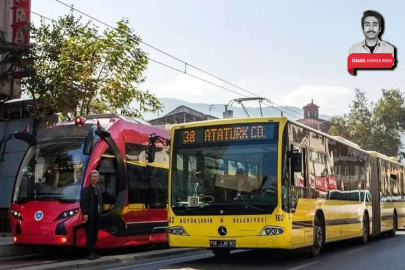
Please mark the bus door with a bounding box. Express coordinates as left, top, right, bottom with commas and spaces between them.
370, 156, 380, 237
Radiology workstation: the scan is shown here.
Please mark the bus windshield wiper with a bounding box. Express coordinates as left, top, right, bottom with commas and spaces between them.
239, 203, 264, 212
206, 201, 265, 212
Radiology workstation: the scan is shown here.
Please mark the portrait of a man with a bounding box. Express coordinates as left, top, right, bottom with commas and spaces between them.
348, 10, 394, 57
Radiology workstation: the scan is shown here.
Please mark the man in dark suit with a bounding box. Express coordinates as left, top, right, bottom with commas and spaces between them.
80, 170, 103, 260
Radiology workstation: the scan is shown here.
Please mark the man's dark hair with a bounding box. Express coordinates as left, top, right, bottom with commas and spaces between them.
361, 10, 383, 30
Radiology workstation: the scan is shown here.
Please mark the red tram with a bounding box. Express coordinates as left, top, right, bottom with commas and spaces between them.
2, 114, 170, 248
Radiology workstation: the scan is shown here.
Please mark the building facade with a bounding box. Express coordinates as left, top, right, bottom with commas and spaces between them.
148, 105, 217, 128
296, 100, 330, 133
0, 0, 31, 102
0, 0, 13, 101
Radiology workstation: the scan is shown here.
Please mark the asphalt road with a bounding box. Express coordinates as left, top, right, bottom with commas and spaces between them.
0, 243, 169, 270
91, 231, 405, 270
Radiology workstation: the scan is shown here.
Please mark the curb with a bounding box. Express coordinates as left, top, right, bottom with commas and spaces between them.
14, 248, 205, 270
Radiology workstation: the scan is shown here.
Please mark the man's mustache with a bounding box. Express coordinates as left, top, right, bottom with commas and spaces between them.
367, 31, 376, 33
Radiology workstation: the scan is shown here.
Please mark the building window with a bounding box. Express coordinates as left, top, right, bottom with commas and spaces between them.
306, 110, 311, 118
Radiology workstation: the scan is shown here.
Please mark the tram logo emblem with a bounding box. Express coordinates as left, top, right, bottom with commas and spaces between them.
34, 211, 43, 221
218, 226, 227, 236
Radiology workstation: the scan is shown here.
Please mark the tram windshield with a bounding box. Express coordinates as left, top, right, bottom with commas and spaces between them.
13, 141, 89, 203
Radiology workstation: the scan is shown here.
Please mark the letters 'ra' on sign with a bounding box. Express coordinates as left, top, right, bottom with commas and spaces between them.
12, 0, 31, 45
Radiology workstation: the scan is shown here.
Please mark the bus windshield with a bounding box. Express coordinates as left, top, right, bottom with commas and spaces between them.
171, 140, 279, 215
13, 141, 89, 203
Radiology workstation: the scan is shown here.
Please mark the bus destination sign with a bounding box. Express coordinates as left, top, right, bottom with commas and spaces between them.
177, 123, 278, 145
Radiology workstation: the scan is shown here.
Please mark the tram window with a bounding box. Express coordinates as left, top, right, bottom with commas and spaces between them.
148, 167, 168, 208
125, 143, 147, 162
96, 153, 118, 207
127, 163, 148, 204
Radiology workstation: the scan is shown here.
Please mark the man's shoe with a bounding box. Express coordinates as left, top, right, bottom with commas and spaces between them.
94, 254, 101, 259
87, 254, 95, 260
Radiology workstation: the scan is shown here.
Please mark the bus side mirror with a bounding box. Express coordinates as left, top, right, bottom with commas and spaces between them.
147, 133, 157, 163
147, 142, 156, 163
291, 152, 302, 173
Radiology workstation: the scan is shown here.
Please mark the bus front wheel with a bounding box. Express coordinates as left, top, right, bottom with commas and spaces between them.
308, 215, 323, 257
212, 248, 231, 257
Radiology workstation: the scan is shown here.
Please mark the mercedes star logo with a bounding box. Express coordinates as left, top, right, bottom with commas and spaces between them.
218, 226, 227, 236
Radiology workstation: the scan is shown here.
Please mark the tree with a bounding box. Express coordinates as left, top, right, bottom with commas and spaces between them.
329, 88, 405, 157
0, 9, 163, 135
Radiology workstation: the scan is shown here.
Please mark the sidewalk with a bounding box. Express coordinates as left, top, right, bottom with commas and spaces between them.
12, 247, 204, 270
0, 237, 52, 257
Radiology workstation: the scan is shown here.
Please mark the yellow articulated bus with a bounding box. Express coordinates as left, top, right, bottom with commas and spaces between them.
148, 116, 405, 257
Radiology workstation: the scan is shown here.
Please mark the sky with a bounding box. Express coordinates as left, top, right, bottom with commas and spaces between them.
29, 0, 405, 118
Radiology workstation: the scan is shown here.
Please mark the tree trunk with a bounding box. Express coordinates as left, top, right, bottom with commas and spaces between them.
32, 117, 40, 137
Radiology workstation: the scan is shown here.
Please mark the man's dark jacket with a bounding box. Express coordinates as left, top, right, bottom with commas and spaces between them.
80, 185, 103, 220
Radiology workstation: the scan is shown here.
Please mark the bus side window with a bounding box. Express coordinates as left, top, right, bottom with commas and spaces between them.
96, 152, 118, 209
289, 144, 307, 211
290, 145, 306, 188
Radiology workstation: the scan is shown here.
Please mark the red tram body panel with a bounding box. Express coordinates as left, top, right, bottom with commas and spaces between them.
7, 114, 170, 248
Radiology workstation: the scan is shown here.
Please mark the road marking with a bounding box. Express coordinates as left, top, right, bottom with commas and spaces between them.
345, 246, 369, 254
109, 253, 211, 270
286, 261, 320, 270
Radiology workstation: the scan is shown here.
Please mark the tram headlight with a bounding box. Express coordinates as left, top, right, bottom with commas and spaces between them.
56, 208, 79, 221
167, 226, 189, 236
11, 210, 23, 220
259, 226, 284, 236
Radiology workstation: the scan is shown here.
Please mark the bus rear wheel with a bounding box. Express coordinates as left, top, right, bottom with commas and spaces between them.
211, 248, 231, 257
308, 215, 323, 257
360, 214, 369, 245
388, 212, 397, 237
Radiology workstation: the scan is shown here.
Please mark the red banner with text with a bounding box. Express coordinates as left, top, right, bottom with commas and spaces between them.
12, 0, 31, 98
347, 53, 395, 74
12, 0, 31, 47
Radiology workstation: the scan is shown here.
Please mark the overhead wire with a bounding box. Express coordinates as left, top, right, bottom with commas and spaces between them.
53, 0, 304, 118
3, 0, 304, 118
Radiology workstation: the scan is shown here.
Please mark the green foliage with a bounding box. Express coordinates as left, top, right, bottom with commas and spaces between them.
329, 88, 405, 157
0, 9, 163, 130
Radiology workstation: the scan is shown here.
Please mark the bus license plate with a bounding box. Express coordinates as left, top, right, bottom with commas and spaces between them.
210, 240, 236, 248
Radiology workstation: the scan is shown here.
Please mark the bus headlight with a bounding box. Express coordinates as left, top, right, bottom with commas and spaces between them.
259, 226, 284, 236
11, 210, 23, 220
167, 226, 189, 236
55, 208, 79, 221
